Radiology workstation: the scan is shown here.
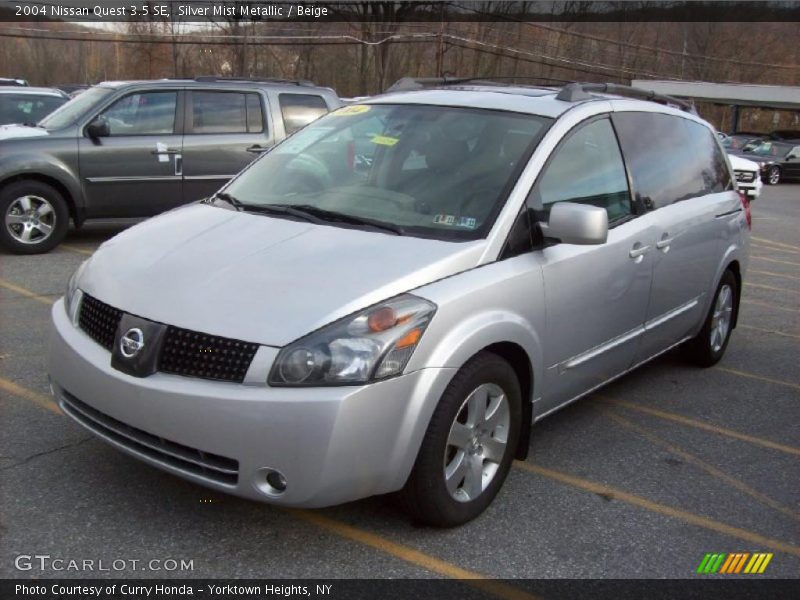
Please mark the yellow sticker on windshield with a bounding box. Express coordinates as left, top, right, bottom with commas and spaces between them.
332, 104, 371, 116
370, 134, 399, 146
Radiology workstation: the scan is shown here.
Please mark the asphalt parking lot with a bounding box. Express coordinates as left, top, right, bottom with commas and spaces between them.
1, 186, 798, 584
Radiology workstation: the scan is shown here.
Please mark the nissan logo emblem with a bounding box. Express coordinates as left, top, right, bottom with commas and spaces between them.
120, 328, 145, 358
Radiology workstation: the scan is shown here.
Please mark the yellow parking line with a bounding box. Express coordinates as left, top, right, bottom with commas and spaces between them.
0, 376, 60, 414
0, 278, 56, 306
599, 408, 800, 522
291, 510, 541, 600
596, 397, 800, 457
515, 462, 800, 557
751, 243, 799, 256
61, 244, 94, 256
751, 255, 800, 268
742, 299, 799, 314
0, 377, 536, 597
746, 281, 797, 294
752, 236, 800, 252
739, 324, 800, 341
751, 269, 800, 282
715, 366, 800, 393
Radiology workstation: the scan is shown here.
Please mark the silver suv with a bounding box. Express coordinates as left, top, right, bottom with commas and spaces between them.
48, 82, 750, 527
0, 77, 340, 254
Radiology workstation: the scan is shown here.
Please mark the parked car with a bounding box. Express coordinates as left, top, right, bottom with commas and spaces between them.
0, 77, 29, 87
720, 131, 763, 151
49, 81, 749, 527
728, 153, 762, 199
0, 77, 340, 254
0, 86, 68, 126
736, 140, 800, 184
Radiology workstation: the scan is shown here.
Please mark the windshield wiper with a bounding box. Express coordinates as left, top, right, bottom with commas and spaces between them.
207, 192, 246, 210
273, 204, 405, 235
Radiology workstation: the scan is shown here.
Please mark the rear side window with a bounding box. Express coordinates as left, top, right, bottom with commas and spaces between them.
613, 112, 732, 210
279, 94, 328, 135
191, 91, 265, 134
527, 117, 632, 223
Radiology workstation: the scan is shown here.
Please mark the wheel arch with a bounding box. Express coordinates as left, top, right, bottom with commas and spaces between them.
482, 341, 534, 460
409, 310, 543, 464
726, 259, 742, 328
0, 168, 83, 227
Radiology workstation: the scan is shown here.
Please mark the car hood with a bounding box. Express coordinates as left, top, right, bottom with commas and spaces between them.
728, 151, 772, 165
0, 124, 49, 140
80, 204, 484, 347
727, 153, 760, 171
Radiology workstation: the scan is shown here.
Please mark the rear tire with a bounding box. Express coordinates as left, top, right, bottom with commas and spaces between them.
765, 165, 781, 185
0, 180, 69, 254
683, 270, 738, 367
398, 351, 521, 527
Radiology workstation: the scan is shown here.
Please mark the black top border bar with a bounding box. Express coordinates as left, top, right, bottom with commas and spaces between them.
3, 1, 800, 23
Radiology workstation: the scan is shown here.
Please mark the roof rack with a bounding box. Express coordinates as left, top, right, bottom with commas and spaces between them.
556, 82, 697, 114
193, 76, 315, 87
386, 76, 573, 93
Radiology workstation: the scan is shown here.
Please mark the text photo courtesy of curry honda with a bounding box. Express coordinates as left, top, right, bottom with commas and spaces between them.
1, 0, 799, 596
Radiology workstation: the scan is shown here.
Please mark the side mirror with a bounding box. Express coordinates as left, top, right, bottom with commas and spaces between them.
85, 117, 110, 139
546, 202, 608, 245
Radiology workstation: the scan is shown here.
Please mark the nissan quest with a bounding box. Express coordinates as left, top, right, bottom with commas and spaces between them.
48, 81, 750, 527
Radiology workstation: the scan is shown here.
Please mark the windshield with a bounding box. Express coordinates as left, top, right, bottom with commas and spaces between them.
222, 104, 551, 240
744, 141, 787, 157
38, 86, 113, 129
0, 94, 67, 125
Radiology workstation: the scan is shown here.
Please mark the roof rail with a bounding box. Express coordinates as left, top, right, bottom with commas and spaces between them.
386, 76, 573, 93
193, 76, 315, 87
556, 82, 697, 114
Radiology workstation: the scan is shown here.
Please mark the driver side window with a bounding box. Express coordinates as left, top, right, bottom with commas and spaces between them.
99, 91, 177, 136
527, 117, 632, 224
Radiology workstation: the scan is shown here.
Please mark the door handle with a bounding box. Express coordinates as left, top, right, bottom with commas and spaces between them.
629, 243, 651, 261
656, 235, 674, 251
151, 148, 180, 155
246, 144, 267, 153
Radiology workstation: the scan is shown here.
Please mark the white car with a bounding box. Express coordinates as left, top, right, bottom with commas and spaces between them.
728, 153, 762, 200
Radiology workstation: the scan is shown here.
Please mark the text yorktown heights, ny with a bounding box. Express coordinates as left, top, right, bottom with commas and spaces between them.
15, 584, 333, 597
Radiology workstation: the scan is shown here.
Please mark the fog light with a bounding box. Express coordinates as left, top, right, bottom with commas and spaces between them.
266, 470, 287, 493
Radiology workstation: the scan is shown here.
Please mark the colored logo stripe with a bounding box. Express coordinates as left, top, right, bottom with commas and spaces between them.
697, 552, 773, 574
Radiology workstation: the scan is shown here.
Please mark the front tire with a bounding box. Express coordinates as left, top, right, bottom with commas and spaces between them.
683, 270, 738, 367
0, 180, 69, 254
765, 165, 781, 185
399, 351, 522, 527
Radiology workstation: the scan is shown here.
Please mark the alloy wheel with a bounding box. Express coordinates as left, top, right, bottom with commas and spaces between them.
443, 382, 510, 503
5, 195, 56, 244
710, 283, 733, 353
768, 167, 780, 185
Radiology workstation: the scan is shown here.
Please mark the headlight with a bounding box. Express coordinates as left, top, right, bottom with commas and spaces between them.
64, 260, 87, 325
269, 294, 436, 386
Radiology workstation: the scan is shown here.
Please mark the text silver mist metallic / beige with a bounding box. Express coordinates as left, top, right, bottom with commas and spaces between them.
48, 82, 750, 527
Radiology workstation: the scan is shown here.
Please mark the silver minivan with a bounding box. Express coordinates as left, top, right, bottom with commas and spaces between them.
49, 82, 750, 526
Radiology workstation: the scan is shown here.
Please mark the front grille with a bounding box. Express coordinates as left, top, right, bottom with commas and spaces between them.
735, 170, 756, 183
159, 326, 259, 383
60, 390, 239, 486
78, 294, 123, 351
77, 294, 258, 383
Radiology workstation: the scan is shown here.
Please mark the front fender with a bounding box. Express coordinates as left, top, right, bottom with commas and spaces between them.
408, 256, 547, 403
0, 152, 84, 209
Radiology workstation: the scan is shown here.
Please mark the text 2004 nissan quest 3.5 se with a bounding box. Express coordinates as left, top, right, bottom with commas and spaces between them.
49, 82, 750, 527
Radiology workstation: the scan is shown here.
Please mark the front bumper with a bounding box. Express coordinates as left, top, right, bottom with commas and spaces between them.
48, 300, 455, 507
735, 174, 762, 199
